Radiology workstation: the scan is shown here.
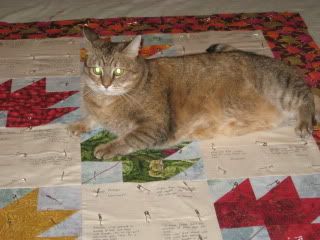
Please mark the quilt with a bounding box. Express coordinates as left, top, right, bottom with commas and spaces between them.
0, 12, 320, 240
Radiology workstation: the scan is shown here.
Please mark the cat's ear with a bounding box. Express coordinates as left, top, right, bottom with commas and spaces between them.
123, 35, 142, 58
83, 26, 99, 44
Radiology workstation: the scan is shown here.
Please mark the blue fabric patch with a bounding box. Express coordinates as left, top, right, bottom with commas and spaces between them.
221, 226, 270, 240
82, 161, 123, 184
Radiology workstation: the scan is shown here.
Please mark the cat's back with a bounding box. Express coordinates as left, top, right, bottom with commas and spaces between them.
153, 50, 302, 93
148, 50, 281, 78
147, 50, 258, 91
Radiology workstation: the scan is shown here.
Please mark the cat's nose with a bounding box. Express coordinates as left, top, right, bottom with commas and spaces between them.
102, 77, 112, 88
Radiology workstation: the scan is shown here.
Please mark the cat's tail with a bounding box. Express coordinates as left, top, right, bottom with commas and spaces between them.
312, 88, 320, 123
206, 44, 236, 53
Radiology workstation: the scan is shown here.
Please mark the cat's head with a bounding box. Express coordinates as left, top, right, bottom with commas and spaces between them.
83, 27, 146, 96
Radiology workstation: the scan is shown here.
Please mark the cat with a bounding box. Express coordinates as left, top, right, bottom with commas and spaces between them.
69, 27, 319, 160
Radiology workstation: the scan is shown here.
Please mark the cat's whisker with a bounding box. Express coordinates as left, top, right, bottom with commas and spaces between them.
82, 89, 101, 99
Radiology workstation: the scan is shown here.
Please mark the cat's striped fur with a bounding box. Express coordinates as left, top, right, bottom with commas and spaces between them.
69, 28, 318, 160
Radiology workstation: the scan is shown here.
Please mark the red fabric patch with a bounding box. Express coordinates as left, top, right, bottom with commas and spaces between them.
0, 78, 78, 127
214, 177, 320, 239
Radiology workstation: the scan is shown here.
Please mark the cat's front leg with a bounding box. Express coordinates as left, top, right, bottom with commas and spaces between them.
68, 116, 98, 136
94, 124, 168, 160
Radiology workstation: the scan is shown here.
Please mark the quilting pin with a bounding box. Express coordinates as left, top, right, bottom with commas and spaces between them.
1, 178, 26, 187
7, 217, 12, 225
217, 166, 227, 175
96, 188, 100, 197
182, 46, 186, 55
299, 140, 308, 145
310, 182, 320, 186
98, 213, 102, 225
255, 141, 268, 146
50, 218, 56, 224
144, 211, 151, 223
247, 226, 264, 240
45, 194, 62, 205
16, 152, 28, 157
137, 184, 151, 192
211, 143, 216, 150
266, 179, 280, 188
195, 209, 201, 221
258, 164, 274, 170
183, 181, 193, 192
232, 182, 239, 189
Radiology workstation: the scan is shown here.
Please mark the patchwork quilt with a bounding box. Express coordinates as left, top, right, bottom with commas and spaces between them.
0, 12, 319, 240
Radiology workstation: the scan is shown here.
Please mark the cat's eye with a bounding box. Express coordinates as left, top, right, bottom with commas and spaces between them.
93, 67, 103, 75
113, 68, 124, 77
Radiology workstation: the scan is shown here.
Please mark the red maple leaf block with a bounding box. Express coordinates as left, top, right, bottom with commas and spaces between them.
0, 78, 78, 127
214, 177, 320, 239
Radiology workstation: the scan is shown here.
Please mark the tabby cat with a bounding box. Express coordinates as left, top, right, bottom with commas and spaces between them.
69, 27, 319, 160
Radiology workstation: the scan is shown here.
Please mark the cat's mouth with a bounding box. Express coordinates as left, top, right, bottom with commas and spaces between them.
104, 86, 127, 96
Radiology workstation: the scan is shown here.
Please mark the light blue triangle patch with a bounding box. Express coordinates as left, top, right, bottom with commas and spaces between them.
51, 108, 82, 124
292, 174, 320, 198
169, 159, 206, 181
38, 186, 81, 210
313, 215, 320, 223
0, 188, 33, 209
46, 76, 81, 92
221, 226, 270, 240
250, 175, 287, 199
207, 178, 246, 202
49, 93, 80, 108
142, 34, 173, 46
82, 161, 123, 184
39, 211, 81, 238
11, 78, 39, 92
0, 111, 7, 127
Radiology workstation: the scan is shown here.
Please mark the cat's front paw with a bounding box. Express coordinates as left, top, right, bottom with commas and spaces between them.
94, 141, 132, 160
67, 122, 88, 136
94, 143, 116, 160
295, 119, 313, 138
